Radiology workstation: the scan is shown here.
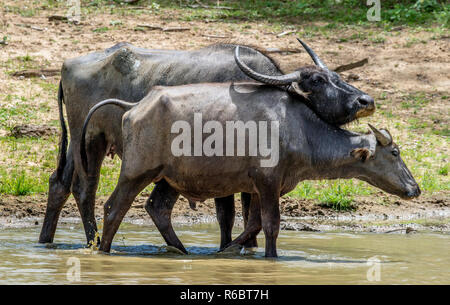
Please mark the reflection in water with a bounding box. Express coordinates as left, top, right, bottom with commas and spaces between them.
0, 223, 449, 284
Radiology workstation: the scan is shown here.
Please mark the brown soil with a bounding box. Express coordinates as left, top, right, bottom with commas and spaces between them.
9, 124, 58, 138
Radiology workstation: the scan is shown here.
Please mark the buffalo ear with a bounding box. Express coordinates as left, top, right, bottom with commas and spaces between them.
351, 148, 372, 162
290, 82, 310, 99
368, 123, 391, 146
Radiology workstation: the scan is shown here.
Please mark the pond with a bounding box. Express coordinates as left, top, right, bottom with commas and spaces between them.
0, 222, 448, 284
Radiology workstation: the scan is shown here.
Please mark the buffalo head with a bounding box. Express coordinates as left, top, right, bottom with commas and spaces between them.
234, 39, 375, 126
351, 124, 421, 200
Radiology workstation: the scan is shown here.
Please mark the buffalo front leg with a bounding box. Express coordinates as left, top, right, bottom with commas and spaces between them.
241, 192, 258, 248
145, 180, 187, 254
258, 187, 280, 258
39, 145, 75, 243
215, 195, 235, 250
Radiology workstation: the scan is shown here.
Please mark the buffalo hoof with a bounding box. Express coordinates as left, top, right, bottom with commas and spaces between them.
218, 243, 242, 255
240, 247, 257, 255
164, 245, 187, 255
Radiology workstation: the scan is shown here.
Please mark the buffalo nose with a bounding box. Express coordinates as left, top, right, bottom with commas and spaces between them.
415, 187, 421, 196
357, 95, 375, 109
406, 187, 421, 198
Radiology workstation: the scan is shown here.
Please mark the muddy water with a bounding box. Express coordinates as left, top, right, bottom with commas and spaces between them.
0, 222, 449, 284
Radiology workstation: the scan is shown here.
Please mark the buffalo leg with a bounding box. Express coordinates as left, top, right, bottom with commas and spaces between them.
215, 195, 235, 250
241, 192, 258, 248
145, 180, 187, 254
39, 145, 75, 243
71, 173, 100, 246
257, 186, 280, 258
71, 136, 107, 245
223, 193, 261, 250
100, 175, 151, 253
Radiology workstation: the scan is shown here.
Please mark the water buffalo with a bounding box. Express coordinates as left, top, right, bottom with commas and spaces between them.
40, 40, 375, 249
80, 70, 419, 257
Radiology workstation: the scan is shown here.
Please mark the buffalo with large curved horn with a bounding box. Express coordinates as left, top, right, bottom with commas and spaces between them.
296, 38, 329, 70
234, 38, 332, 87
234, 46, 300, 86
234, 39, 376, 126
234, 46, 301, 86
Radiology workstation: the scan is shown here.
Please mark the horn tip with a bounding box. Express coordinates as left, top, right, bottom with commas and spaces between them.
296, 37, 306, 46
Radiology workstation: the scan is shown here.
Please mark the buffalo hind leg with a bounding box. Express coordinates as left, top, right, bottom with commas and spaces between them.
145, 180, 187, 254
39, 144, 75, 243
222, 193, 261, 250
215, 195, 235, 250
71, 173, 100, 246
100, 174, 153, 253
241, 192, 258, 248
71, 136, 107, 246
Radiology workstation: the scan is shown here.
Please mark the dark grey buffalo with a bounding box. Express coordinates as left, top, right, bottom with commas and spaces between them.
81, 62, 419, 257
40, 40, 375, 249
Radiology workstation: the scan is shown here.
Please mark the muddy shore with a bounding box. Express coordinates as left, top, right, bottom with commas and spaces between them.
1, 193, 449, 233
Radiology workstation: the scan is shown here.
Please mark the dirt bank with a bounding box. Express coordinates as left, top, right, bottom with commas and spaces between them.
1, 192, 449, 233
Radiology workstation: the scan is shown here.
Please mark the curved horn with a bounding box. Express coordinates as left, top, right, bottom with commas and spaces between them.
297, 38, 329, 71
234, 46, 300, 85
368, 123, 391, 146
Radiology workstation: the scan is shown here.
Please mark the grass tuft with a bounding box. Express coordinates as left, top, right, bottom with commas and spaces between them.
0, 170, 44, 196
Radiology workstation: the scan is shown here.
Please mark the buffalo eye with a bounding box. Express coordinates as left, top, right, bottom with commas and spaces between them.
312, 75, 326, 85
391, 150, 399, 157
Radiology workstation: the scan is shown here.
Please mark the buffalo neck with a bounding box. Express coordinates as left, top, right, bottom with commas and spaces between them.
286, 101, 375, 180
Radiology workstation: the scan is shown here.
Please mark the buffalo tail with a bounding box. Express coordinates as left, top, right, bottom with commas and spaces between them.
80, 99, 135, 174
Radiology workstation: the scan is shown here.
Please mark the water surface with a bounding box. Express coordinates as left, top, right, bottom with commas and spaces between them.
0, 223, 448, 284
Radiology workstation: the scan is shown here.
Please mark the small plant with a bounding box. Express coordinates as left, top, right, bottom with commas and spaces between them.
289, 181, 316, 199
13, 171, 33, 195
438, 165, 448, 176
18, 55, 33, 62
150, 1, 160, 11
93, 27, 109, 33
0, 171, 34, 196
110, 20, 123, 26
318, 183, 355, 211
369, 36, 386, 43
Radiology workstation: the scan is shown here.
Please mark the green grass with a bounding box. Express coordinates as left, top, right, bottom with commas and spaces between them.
0, 135, 154, 197
2, 5, 37, 17
438, 164, 448, 176
6, 0, 448, 27
401, 92, 430, 110
93, 26, 110, 33
317, 182, 358, 211
420, 170, 450, 192
0, 96, 38, 130
287, 180, 372, 211
0, 169, 49, 195
153, 0, 449, 27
